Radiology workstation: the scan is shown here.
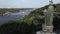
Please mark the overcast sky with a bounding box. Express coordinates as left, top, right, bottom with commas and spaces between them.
0, 0, 60, 8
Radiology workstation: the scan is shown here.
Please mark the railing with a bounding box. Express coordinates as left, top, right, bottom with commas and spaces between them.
54, 12, 60, 14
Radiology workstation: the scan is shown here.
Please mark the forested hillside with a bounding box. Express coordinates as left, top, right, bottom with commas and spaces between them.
0, 8, 32, 14
23, 4, 60, 25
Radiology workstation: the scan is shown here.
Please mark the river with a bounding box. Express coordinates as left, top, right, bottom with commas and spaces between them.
0, 8, 36, 24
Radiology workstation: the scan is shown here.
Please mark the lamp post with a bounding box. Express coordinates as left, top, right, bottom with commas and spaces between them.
42, 0, 54, 34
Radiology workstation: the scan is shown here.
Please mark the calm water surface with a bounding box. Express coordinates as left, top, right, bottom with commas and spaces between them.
0, 9, 36, 24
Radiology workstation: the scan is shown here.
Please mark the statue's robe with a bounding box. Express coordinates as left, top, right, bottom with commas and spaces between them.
45, 5, 54, 25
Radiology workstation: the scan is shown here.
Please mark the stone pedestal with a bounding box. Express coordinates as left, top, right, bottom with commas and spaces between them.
42, 24, 54, 34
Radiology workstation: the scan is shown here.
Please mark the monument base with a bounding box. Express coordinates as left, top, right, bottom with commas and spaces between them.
42, 24, 54, 34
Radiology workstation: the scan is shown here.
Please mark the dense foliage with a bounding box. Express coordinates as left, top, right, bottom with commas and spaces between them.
0, 21, 42, 34
22, 4, 60, 25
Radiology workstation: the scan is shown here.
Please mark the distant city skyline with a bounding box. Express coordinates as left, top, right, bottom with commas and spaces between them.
0, 0, 60, 8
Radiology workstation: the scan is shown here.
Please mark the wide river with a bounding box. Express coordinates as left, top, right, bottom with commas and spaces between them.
0, 8, 36, 24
